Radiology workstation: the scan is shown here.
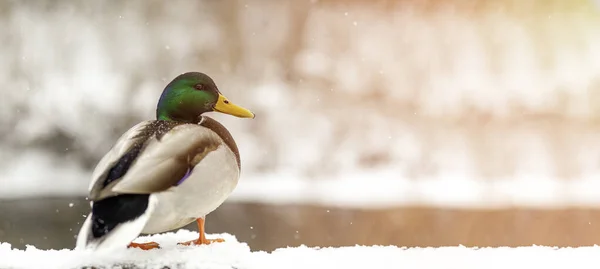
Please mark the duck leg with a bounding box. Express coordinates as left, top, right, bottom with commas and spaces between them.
178, 217, 224, 246
127, 241, 160, 250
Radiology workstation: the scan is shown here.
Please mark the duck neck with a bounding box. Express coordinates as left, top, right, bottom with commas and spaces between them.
157, 112, 201, 123
156, 97, 202, 123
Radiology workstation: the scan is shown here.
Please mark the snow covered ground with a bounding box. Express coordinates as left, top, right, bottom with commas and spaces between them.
2, 229, 600, 269
230, 171, 600, 209
6, 168, 600, 209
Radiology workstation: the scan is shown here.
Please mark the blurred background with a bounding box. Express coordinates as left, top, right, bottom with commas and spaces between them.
2, 0, 600, 251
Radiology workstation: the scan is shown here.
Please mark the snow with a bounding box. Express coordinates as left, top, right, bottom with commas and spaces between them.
2, 1, 600, 210
230, 171, 600, 209
1, 230, 246, 269
2, 229, 600, 269
0, 149, 90, 198
6, 166, 600, 209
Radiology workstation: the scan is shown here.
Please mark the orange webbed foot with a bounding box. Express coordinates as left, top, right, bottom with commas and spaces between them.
177, 217, 224, 247
178, 237, 224, 246
127, 241, 160, 250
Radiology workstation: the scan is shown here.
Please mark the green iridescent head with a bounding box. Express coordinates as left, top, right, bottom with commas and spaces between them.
156, 72, 255, 122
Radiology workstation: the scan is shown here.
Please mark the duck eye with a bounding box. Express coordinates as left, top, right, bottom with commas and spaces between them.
194, 84, 203, 90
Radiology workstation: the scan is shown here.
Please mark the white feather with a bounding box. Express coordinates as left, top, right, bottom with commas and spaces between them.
142, 145, 239, 233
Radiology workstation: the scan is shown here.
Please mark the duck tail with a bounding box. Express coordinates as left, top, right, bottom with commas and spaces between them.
76, 194, 155, 252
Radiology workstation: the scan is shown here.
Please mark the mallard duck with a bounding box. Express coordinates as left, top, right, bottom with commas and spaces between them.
76, 72, 254, 251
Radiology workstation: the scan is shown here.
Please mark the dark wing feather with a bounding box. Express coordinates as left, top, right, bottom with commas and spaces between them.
88, 121, 155, 200
103, 143, 144, 188
90, 194, 150, 240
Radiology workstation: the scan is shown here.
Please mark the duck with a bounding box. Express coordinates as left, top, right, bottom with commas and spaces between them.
75, 72, 255, 251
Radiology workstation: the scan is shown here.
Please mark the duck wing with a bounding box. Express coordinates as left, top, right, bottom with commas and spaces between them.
88, 120, 222, 201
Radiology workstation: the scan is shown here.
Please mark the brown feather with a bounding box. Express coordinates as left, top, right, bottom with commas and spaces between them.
199, 116, 241, 170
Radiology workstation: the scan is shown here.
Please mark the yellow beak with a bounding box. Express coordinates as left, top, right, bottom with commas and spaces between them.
213, 94, 255, 118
